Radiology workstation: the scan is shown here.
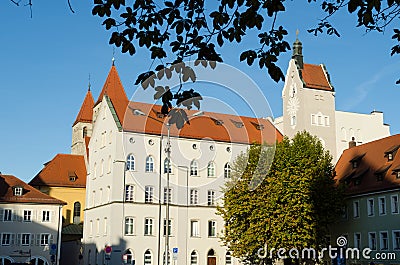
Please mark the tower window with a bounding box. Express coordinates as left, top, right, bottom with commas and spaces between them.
83, 126, 87, 138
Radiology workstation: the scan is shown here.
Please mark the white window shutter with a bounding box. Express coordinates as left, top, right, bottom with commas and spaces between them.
30, 234, 35, 245
51, 210, 56, 222
16, 234, 21, 246
0, 209, 3, 221
38, 210, 42, 222
31, 210, 36, 221
36, 234, 41, 246
10, 234, 15, 245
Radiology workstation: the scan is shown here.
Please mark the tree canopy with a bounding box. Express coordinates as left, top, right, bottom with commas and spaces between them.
218, 132, 344, 264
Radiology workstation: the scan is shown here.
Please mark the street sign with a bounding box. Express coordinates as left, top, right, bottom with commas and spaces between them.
105, 245, 112, 254
50, 244, 57, 255
172, 248, 178, 260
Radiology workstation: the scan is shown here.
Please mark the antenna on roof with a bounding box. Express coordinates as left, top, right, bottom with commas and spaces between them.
296, 29, 299, 40
88, 74, 91, 91
112, 47, 115, 66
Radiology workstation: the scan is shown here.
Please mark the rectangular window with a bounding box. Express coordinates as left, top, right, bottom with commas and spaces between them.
163, 187, 172, 204
125, 217, 135, 235
89, 220, 93, 237
42, 210, 50, 222
190, 220, 200, 237
354, 233, 361, 249
1, 233, 11, 246
353, 201, 360, 218
368, 232, 377, 250
163, 219, 172, 236
144, 218, 154, 236
125, 185, 134, 202
393, 231, 400, 250
324, 116, 330, 126
391, 195, 399, 214
380, 231, 388, 250
23, 210, 32, 222
40, 234, 51, 246
367, 199, 374, 216
145, 186, 154, 203
21, 233, 30, 246
208, 220, 216, 237
207, 190, 215, 206
379, 197, 386, 215
311, 114, 316, 125
190, 189, 198, 205
3, 209, 12, 222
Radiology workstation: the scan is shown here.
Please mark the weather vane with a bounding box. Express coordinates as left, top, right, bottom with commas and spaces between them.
112, 47, 115, 65
88, 74, 91, 91
296, 29, 299, 39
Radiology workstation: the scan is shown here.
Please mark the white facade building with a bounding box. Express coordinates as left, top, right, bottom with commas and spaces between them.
0, 174, 65, 265
82, 66, 281, 265
275, 38, 390, 162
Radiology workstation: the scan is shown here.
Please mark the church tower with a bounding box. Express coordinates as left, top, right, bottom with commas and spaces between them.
71, 88, 94, 158
280, 35, 338, 160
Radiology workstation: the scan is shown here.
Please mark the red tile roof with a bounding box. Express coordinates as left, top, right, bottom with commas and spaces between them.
123, 102, 282, 145
96, 65, 129, 124
29, 154, 86, 188
96, 65, 282, 144
0, 174, 66, 204
335, 134, 400, 196
302, 64, 333, 91
73, 89, 94, 126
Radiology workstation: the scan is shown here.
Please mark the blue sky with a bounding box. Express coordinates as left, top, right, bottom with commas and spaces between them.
0, 1, 398, 182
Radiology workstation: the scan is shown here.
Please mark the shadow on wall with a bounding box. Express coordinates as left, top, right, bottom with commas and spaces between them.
82, 238, 128, 265
0, 207, 61, 265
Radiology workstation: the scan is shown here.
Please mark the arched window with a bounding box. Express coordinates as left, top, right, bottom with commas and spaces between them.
190, 160, 198, 176
108, 156, 112, 173
224, 163, 231, 178
28, 256, 49, 265
123, 249, 134, 265
207, 162, 215, 177
83, 126, 87, 138
146, 156, 154, 172
73, 202, 81, 224
100, 159, 104, 176
208, 249, 215, 256
0, 257, 13, 265
226, 251, 232, 265
144, 250, 152, 265
190, 251, 198, 265
126, 154, 135, 171
164, 158, 171, 174
341, 127, 346, 141
291, 115, 297, 126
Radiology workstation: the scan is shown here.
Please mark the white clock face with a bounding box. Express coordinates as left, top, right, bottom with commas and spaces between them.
287, 97, 300, 116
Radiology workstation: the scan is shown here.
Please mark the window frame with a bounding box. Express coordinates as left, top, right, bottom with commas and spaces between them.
23, 210, 32, 222
393, 230, 400, 250
224, 163, 231, 179
353, 201, 360, 218
378, 196, 386, 216
190, 160, 198, 176
145, 186, 154, 203
391, 194, 399, 214
207, 190, 216, 206
208, 220, 217, 237
207, 161, 215, 177
379, 231, 389, 250
190, 220, 200, 237
126, 154, 135, 171
145, 156, 155, 173
3, 209, 12, 222
124, 217, 135, 236
190, 189, 199, 205
42, 210, 51, 222
125, 185, 135, 202
367, 198, 374, 217
144, 218, 154, 236
368, 232, 377, 250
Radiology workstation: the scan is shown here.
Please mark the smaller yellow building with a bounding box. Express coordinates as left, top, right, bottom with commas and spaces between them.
29, 153, 87, 225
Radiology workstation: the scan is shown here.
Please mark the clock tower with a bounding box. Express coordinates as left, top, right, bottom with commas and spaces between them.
280, 36, 338, 161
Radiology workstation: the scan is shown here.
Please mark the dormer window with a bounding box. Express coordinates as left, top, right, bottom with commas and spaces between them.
385, 145, 399, 162
69, 176, 76, 182
376, 174, 384, 182
352, 161, 358, 169
350, 153, 366, 169
354, 178, 361, 186
388, 153, 393, 161
13, 186, 23, 196
69, 171, 77, 182
230, 119, 244, 128
397, 172, 400, 179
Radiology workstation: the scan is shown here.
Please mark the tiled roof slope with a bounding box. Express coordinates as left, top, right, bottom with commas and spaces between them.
29, 154, 86, 188
123, 102, 282, 145
73, 89, 94, 126
96, 65, 129, 124
335, 134, 400, 196
302, 64, 333, 91
0, 174, 66, 204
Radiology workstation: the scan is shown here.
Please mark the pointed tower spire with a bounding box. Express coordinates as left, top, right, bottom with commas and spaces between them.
73, 89, 94, 126
96, 65, 129, 125
292, 30, 304, 69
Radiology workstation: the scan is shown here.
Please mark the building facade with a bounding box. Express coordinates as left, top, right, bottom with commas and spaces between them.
0, 174, 65, 265
82, 65, 282, 265
331, 134, 400, 265
274, 38, 390, 162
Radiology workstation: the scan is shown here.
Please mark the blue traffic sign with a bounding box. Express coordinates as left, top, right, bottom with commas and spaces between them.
172, 248, 178, 253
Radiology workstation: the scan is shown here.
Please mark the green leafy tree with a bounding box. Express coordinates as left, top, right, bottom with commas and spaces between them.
218, 131, 344, 264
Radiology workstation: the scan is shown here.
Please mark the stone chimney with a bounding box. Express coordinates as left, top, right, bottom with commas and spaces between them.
349, 137, 357, 149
